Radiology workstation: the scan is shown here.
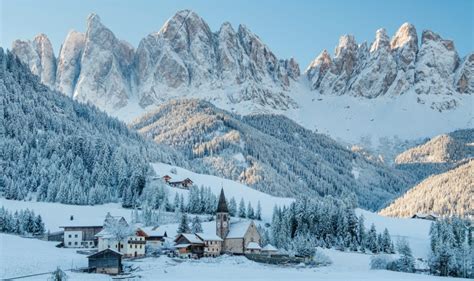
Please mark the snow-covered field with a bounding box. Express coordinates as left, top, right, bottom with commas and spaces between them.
1, 232, 469, 281
0, 165, 451, 280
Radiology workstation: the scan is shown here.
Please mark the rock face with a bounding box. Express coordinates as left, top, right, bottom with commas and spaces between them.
13, 10, 299, 112
306, 23, 469, 99
12, 34, 56, 87
134, 10, 299, 109
455, 53, 474, 94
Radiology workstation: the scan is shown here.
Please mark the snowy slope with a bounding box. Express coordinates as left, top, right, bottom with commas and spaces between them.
151, 162, 294, 221
356, 209, 432, 259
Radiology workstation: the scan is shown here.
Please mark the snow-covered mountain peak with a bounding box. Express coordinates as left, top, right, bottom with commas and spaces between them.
370, 28, 390, 52
390, 23, 418, 50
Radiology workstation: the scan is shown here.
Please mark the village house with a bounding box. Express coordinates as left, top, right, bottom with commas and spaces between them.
96, 215, 146, 258
195, 233, 224, 257
174, 233, 205, 258
59, 215, 103, 248
169, 177, 194, 189
87, 248, 123, 275
138, 226, 168, 249
162, 175, 172, 183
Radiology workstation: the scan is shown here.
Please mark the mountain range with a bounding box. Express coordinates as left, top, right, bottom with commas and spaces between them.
10, 10, 473, 148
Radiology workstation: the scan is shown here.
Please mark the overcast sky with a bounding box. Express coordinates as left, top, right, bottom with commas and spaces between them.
1, 0, 472, 67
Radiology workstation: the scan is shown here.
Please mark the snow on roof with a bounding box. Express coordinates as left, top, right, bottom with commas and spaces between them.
178, 233, 204, 244
195, 232, 223, 241
246, 242, 261, 250
87, 248, 123, 258
262, 244, 278, 251
59, 216, 104, 228
140, 226, 167, 237
95, 229, 114, 239
226, 221, 251, 239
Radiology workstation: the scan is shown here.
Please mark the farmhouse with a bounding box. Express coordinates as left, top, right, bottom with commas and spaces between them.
138, 226, 168, 248
96, 215, 146, 258
411, 213, 439, 221
59, 216, 103, 248
169, 178, 194, 189
174, 233, 205, 258
195, 232, 223, 257
87, 248, 123, 275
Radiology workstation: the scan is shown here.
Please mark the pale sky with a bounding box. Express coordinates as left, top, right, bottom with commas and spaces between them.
1, 0, 472, 67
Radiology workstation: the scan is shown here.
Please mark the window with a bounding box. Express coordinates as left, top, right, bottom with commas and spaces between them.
121, 244, 124, 249
68, 234, 72, 238
74, 242, 78, 245
68, 242, 71, 246
74, 234, 78, 238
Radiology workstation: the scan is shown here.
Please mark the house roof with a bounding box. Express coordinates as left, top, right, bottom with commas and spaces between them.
175, 233, 204, 244
140, 226, 167, 237
59, 217, 104, 228
195, 232, 223, 241
226, 221, 252, 239
262, 244, 278, 251
216, 188, 229, 213
247, 242, 261, 250
95, 229, 114, 239
87, 248, 123, 258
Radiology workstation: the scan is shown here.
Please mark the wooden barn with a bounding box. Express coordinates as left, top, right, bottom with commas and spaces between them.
169, 178, 193, 189
87, 249, 123, 275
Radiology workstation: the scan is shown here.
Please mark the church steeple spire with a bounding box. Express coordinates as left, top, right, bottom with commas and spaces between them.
217, 188, 229, 213
216, 188, 229, 239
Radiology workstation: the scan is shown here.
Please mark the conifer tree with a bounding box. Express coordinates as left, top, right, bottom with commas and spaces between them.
238, 198, 246, 218
177, 213, 190, 234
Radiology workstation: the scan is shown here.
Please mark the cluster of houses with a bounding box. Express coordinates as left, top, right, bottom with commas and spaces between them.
57, 189, 277, 275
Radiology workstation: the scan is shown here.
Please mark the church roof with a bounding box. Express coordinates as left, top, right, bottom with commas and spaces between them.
226, 221, 252, 239
216, 188, 229, 213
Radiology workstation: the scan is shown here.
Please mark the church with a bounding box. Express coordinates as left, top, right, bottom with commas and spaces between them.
216, 189, 262, 254
173, 189, 262, 257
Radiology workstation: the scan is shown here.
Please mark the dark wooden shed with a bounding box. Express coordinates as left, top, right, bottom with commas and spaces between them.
87, 249, 123, 275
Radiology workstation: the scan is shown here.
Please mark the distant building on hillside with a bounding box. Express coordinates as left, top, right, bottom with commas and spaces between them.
59, 215, 103, 248
411, 213, 439, 221
169, 178, 193, 189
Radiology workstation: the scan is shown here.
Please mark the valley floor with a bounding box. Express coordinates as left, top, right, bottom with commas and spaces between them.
1, 233, 469, 281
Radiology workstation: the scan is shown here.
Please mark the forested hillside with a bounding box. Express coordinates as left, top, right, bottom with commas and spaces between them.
395, 129, 473, 181
380, 160, 473, 218
131, 99, 415, 210
0, 49, 185, 206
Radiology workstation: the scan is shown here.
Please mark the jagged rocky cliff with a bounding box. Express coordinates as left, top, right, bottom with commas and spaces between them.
12, 10, 299, 112
305, 23, 473, 102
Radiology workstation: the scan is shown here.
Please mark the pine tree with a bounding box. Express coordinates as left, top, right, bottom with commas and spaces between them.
367, 224, 378, 253
256, 201, 262, 220
247, 202, 255, 219
238, 198, 246, 218
228, 197, 237, 217
177, 213, 190, 234
191, 216, 203, 233
396, 238, 415, 273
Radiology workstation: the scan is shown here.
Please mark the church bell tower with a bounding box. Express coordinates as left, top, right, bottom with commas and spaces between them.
216, 188, 229, 239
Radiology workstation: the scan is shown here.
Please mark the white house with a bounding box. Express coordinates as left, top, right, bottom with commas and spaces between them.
138, 226, 168, 249
96, 215, 146, 258
59, 216, 103, 248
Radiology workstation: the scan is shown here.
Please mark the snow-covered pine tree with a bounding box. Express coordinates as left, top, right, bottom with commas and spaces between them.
228, 197, 237, 217
191, 216, 203, 233
247, 202, 255, 219
177, 213, 190, 234
238, 198, 246, 218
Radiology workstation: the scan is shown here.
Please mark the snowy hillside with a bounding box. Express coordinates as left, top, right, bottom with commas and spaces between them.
131, 99, 415, 210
